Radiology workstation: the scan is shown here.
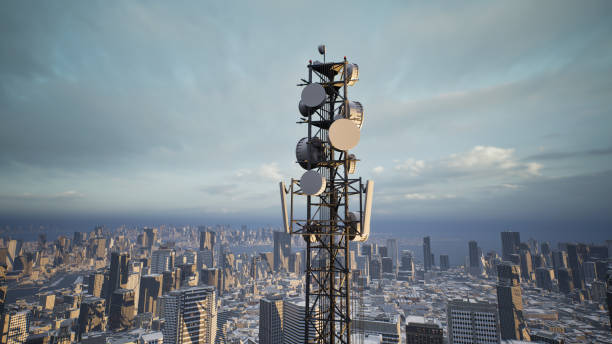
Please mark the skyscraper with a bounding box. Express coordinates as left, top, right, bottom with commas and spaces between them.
387, 239, 399, 269
447, 299, 500, 344
557, 268, 574, 293
273, 231, 291, 273
468, 241, 482, 276
501, 231, 521, 261
1, 310, 30, 344
199, 230, 215, 251
423, 237, 432, 271
151, 249, 175, 274
535, 267, 554, 291
566, 243, 585, 290
161, 286, 217, 344
519, 249, 534, 281
496, 262, 530, 341
439, 255, 450, 271
77, 296, 106, 341
143, 227, 158, 248
138, 274, 163, 315
109, 289, 135, 331
259, 295, 284, 344
107, 252, 130, 305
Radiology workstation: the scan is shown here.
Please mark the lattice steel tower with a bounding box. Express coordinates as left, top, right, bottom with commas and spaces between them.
280, 45, 374, 344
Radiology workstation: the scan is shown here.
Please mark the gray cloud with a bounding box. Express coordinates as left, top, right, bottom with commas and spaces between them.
524, 147, 612, 161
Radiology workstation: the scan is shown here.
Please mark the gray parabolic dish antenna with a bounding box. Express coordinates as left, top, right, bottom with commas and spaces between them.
296, 137, 324, 170
300, 170, 326, 196
339, 101, 364, 129
329, 118, 360, 151
300, 83, 326, 109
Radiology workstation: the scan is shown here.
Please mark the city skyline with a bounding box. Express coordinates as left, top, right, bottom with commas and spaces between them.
0, 2, 611, 246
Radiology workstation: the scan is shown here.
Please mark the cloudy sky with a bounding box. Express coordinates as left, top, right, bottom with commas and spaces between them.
1, 1, 611, 243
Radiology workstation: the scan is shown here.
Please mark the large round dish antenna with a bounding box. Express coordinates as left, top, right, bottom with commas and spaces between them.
338, 101, 364, 129
300, 83, 326, 109
296, 137, 324, 170
300, 170, 326, 196
329, 118, 360, 151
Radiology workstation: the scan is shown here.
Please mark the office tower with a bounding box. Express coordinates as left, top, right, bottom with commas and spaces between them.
283, 298, 317, 343
535, 267, 554, 291
439, 255, 450, 271
566, 243, 585, 290
1, 310, 30, 344
369, 255, 382, 280
501, 231, 521, 260
143, 227, 158, 248
92, 238, 106, 259
353, 315, 402, 344
519, 249, 533, 281
108, 252, 130, 299
162, 269, 180, 293
259, 295, 284, 344
198, 249, 214, 269
468, 241, 482, 276
0, 285, 6, 315
139, 274, 163, 315
551, 250, 568, 271
423, 237, 432, 271
109, 289, 135, 331
161, 286, 217, 344
405, 316, 443, 344
557, 268, 574, 293
199, 230, 216, 251
447, 299, 500, 344
88, 271, 106, 298
273, 231, 291, 273
289, 252, 302, 274
382, 257, 393, 274
200, 268, 220, 290
151, 249, 175, 274
378, 246, 388, 258
77, 296, 106, 341
583, 261, 597, 283
387, 239, 399, 269
73, 232, 85, 246
362, 244, 372, 258
398, 250, 415, 281
496, 262, 530, 341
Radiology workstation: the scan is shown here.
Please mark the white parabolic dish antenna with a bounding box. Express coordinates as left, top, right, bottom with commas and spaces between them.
329, 118, 360, 151
300, 170, 326, 196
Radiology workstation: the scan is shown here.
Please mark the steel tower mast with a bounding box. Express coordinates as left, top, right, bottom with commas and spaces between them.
280, 45, 374, 344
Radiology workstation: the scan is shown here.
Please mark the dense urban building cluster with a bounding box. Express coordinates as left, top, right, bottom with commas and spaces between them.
0, 226, 609, 343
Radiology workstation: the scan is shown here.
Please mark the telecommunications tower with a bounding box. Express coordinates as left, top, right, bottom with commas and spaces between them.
279, 45, 374, 344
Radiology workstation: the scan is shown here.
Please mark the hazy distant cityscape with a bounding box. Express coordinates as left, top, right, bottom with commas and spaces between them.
0, 225, 608, 343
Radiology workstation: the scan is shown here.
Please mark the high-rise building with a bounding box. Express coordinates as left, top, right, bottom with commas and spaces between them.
273, 231, 291, 273
423, 237, 432, 271
468, 241, 482, 276
557, 268, 574, 294
496, 262, 529, 341
200, 268, 220, 290
139, 274, 163, 315
447, 299, 500, 344
87, 271, 106, 298
369, 255, 382, 280
535, 267, 555, 291
519, 249, 533, 281
501, 231, 520, 261
108, 252, 130, 301
566, 243, 585, 290
259, 295, 284, 344
607, 275, 612, 333
143, 227, 158, 248
197, 249, 214, 269
151, 249, 175, 274
405, 316, 443, 344
439, 255, 450, 271
199, 230, 216, 252
382, 257, 393, 274
162, 269, 180, 294
77, 296, 106, 341
387, 239, 399, 269
161, 286, 217, 344
1, 310, 30, 344
378, 246, 388, 258
551, 250, 568, 271
109, 289, 135, 331
398, 250, 415, 281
